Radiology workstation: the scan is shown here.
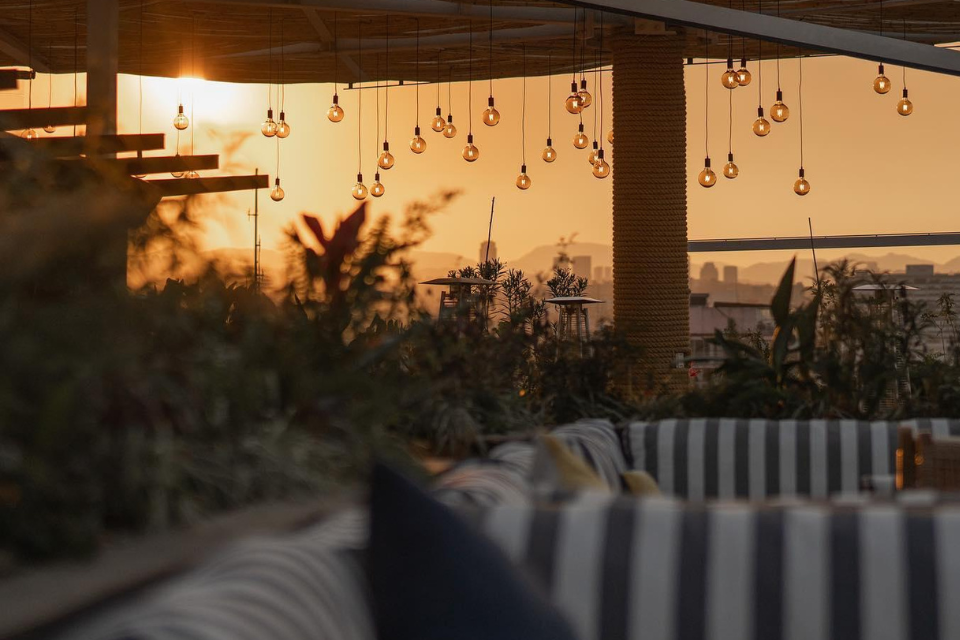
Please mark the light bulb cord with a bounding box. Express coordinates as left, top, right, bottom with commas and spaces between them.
279, 17, 285, 112
798, 52, 804, 168
333, 13, 338, 93
375, 54, 380, 167
704, 31, 709, 157
267, 8, 272, 109
488, 0, 494, 97
598, 12, 604, 150
276, 134, 281, 179
191, 14, 196, 154
468, 21, 473, 135
384, 14, 389, 142
521, 44, 526, 165
728, 86, 733, 154
437, 49, 442, 106
902, 19, 907, 88
138, 0, 143, 134
570, 9, 578, 83
26, 0, 32, 110
776, 0, 781, 90
547, 52, 552, 138
757, 0, 762, 106
592, 33, 599, 141
415, 18, 420, 127
579, 8, 586, 84
358, 19, 362, 173
447, 64, 452, 115
48, 41, 53, 109
73, 8, 78, 135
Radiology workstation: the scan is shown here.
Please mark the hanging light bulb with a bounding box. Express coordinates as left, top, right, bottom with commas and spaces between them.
173, 103, 189, 130
261, 108, 278, 137
753, 106, 771, 136
431, 107, 445, 132
186, 170, 199, 179
20, 128, 38, 139
378, 142, 395, 169
577, 78, 592, 109
462, 133, 480, 162
270, 177, 285, 201
736, 59, 752, 86
443, 115, 457, 138
43, 124, 56, 134
794, 167, 810, 196
607, 129, 614, 144
328, 95, 344, 122
592, 148, 610, 179
276, 111, 290, 138
698, 156, 717, 188
897, 87, 913, 115
723, 152, 739, 179
542, 138, 557, 162
588, 140, 599, 165
371, 172, 385, 197
573, 123, 588, 149
771, 89, 789, 123
482, 96, 500, 126
565, 81, 583, 114
516, 164, 531, 190
874, 63, 891, 94
352, 173, 368, 200
722, 57, 739, 89
410, 126, 427, 153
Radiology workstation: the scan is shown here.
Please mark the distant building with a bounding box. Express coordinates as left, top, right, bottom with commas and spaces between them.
700, 262, 719, 283
594, 266, 605, 283
723, 265, 738, 284
479, 241, 497, 264
604, 266, 612, 281
572, 255, 592, 279
906, 264, 935, 277
689, 293, 774, 372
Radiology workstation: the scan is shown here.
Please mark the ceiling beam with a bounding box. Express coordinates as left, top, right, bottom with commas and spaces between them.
145, 174, 269, 197
2, 133, 166, 157
689, 232, 960, 252
301, 8, 366, 82
0, 27, 50, 73
0, 107, 88, 130
568, 0, 960, 76
94, 154, 220, 176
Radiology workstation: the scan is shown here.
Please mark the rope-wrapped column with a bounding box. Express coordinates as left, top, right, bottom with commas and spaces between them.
611, 34, 689, 393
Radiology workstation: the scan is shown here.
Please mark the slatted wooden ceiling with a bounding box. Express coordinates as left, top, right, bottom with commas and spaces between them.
1, 0, 959, 85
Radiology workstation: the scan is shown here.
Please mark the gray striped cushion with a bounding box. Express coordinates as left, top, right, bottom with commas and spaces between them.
550, 419, 629, 489
903, 418, 960, 437
488, 441, 537, 477
625, 419, 900, 500
433, 462, 532, 508
479, 496, 960, 640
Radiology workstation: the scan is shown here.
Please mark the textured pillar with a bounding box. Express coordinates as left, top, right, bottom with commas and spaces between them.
611, 34, 690, 393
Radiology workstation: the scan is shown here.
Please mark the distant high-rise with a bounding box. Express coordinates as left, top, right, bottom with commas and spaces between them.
723, 265, 738, 285
572, 255, 592, 279
700, 262, 719, 283
604, 266, 612, 281
480, 240, 498, 265
594, 266, 605, 282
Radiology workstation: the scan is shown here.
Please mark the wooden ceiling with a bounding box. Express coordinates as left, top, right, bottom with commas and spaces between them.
1, 0, 960, 85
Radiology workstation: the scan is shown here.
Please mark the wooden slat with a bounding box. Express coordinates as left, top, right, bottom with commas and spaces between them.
0, 106, 88, 130
0, 69, 33, 90
145, 174, 269, 197
106, 154, 220, 176
2, 133, 166, 157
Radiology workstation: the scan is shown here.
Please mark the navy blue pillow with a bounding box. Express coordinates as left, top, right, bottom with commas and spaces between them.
368, 464, 579, 640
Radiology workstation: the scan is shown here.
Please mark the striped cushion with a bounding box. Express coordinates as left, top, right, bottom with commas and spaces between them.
71, 531, 374, 640
903, 418, 960, 437
625, 419, 899, 500
488, 441, 537, 477
479, 496, 960, 640
550, 419, 629, 489
433, 462, 532, 508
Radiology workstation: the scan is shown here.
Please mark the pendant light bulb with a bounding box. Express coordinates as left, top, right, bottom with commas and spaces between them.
542, 137, 557, 163
173, 103, 189, 130
592, 149, 610, 179
587, 140, 599, 165
516, 164, 531, 190
723, 152, 739, 179
371, 172, 385, 198
736, 59, 752, 86
261, 108, 278, 137
722, 58, 740, 89
410, 126, 427, 153
794, 167, 810, 196
378, 142, 395, 170
462, 133, 480, 162
270, 177, 285, 201
443, 115, 457, 138
20, 128, 38, 140
771, 89, 789, 123
752, 106, 771, 137
431, 107, 445, 132
874, 64, 891, 94
698, 156, 717, 188
577, 78, 592, 109
43, 124, 56, 134
276, 111, 290, 138
352, 173, 368, 200
565, 81, 583, 114
327, 94, 344, 122
573, 123, 589, 149
186, 170, 199, 179
482, 96, 500, 126
897, 88, 913, 116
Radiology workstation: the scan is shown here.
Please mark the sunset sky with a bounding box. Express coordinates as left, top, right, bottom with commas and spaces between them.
9, 50, 960, 275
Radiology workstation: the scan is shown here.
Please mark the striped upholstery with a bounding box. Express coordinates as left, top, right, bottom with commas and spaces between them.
480, 495, 960, 640
488, 440, 537, 477
903, 418, 960, 437
624, 419, 900, 500
70, 527, 375, 640
550, 419, 629, 489
433, 461, 532, 508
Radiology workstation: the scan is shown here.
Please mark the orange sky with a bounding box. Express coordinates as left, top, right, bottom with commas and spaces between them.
10, 52, 960, 272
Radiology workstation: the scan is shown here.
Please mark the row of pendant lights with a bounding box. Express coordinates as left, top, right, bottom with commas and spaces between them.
261, 5, 612, 202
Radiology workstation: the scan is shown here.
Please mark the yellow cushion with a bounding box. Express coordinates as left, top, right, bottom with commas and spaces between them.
536, 435, 609, 492
621, 470, 661, 496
